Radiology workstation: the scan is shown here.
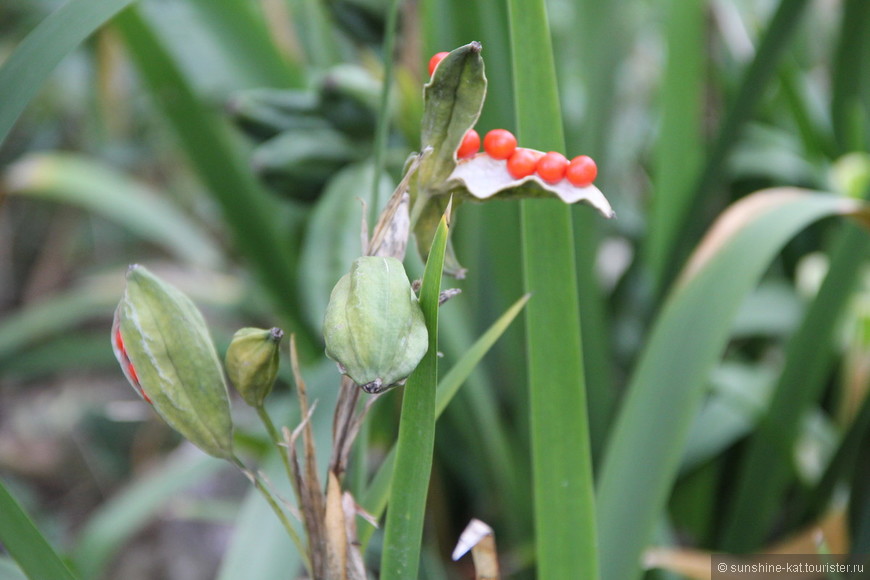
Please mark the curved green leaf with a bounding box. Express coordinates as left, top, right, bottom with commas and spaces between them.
358, 292, 530, 548
0, 479, 78, 580
596, 188, 870, 580
0, 0, 140, 147
0, 557, 27, 580
73, 451, 221, 579
113, 7, 316, 355
380, 208, 449, 579
722, 218, 870, 550
653, 0, 812, 290
140, 0, 302, 94
3, 154, 222, 268
0, 286, 116, 364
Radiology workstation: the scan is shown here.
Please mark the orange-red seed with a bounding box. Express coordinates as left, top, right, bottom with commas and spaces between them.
566, 155, 598, 187
507, 148, 542, 179
428, 52, 450, 76
536, 151, 569, 184
483, 129, 517, 160
457, 129, 480, 159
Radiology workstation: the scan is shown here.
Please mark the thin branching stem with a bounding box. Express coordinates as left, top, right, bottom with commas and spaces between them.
255, 405, 301, 502
230, 455, 312, 577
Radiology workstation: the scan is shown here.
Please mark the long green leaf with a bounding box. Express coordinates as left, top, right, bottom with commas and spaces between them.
182, 0, 301, 87
0, 0, 139, 147
0, 288, 115, 363
554, 0, 626, 465
379, 211, 448, 579
507, 1, 599, 577
3, 153, 222, 268
0, 479, 78, 580
656, 0, 811, 290
359, 292, 530, 546
596, 189, 869, 580
113, 7, 315, 355
0, 558, 26, 580
801, 380, 870, 525
720, 220, 870, 551
73, 452, 221, 579
831, 0, 870, 152
135, 0, 300, 97
645, 0, 706, 287
368, 0, 401, 222
435, 294, 530, 417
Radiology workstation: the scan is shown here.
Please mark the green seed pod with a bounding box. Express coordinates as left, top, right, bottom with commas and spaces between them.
225, 327, 284, 408
323, 256, 428, 393
112, 265, 235, 460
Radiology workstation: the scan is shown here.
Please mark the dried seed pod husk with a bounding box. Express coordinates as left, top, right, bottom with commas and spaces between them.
112, 265, 234, 460
323, 256, 428, 393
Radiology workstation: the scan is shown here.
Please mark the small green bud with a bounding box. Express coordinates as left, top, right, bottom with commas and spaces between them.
225, 327, 284, 407
323, 256, 428, 393
112, 265, 235, 460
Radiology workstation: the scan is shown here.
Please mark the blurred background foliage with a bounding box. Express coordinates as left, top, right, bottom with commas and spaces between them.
1, 0, 870, 578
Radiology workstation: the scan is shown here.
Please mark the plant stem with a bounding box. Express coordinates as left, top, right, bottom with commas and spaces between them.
255, 405, 299, 499
231, 455, 311, 577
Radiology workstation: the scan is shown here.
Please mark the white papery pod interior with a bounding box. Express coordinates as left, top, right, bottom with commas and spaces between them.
447, 153, 615, 219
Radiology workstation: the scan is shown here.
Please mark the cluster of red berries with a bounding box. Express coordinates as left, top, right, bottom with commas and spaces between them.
457, 128, 598, 188
429, 52, 598, 188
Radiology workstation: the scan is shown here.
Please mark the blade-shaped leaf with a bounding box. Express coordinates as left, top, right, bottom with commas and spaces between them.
721, 219, 870, 551
73, 451, 222, 579
597, 188, 870, 580
113, 7, 315, 353
358, 292, 530, 548
0, 0, 140, 147
508, 0, 600, 576
379, 209, 449, 579
0, 558, 27, 580
3, 153, 222, 268
0, 479, 78, 580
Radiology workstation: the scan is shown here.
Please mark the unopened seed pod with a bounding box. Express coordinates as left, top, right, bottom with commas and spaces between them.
226, 327, 284, 408
323, 256, 428, 393
112, 265, 235, 460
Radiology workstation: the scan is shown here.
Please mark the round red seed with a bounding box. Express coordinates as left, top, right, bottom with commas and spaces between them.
483, 129, 517, 160
457, 129, 480, 159
507, 148, 542, 179
536, 151, 568, 184
428, 52, 450, 76
566, 155, 598, 187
